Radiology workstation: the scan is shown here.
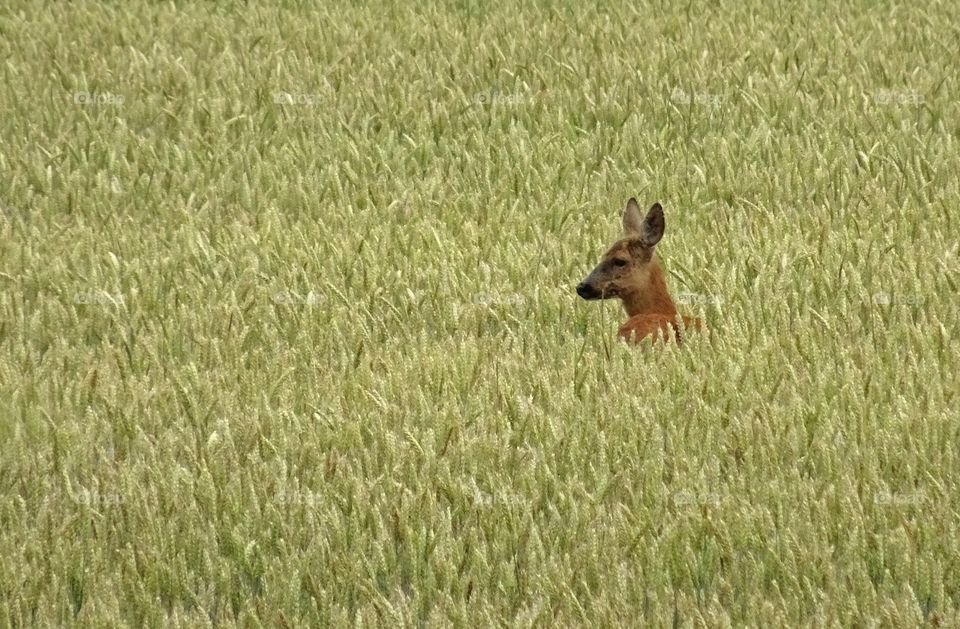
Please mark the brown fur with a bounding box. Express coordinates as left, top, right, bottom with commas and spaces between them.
576, 199, 703, 345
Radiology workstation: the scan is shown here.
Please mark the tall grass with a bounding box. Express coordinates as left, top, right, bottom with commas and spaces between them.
1, 0, 957, 625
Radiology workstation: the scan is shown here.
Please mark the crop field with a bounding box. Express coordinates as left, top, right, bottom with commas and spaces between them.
1, 0, 958, 625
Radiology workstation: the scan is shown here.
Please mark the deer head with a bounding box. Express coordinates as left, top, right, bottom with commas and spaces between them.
576, 198, 677, 317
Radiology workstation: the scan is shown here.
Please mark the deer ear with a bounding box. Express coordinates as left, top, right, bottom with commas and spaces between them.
623, 198, 644, 235
640, 202, 665, 246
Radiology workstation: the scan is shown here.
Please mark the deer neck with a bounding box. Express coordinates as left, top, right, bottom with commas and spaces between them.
621, 260, 678, 318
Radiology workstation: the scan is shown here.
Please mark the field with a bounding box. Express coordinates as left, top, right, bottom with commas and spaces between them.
1, 0, 958, 625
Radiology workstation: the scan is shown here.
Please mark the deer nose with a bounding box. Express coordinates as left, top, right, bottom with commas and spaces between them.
576, 282, 598, 299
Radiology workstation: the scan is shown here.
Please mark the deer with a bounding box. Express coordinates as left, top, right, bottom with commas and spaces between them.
576, 198, 703, 344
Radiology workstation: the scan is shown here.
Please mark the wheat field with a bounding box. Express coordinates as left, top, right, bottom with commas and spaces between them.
1, 0, 958, 626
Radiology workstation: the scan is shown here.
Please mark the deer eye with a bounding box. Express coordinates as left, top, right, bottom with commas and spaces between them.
613, 258, 628, 267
